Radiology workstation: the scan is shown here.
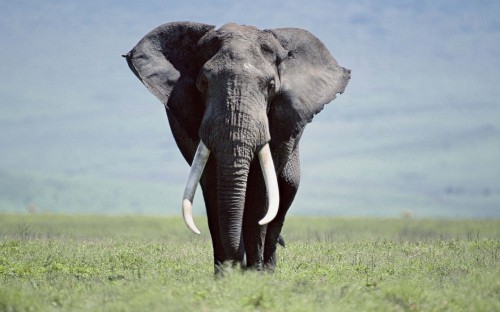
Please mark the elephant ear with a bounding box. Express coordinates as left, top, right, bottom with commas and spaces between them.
124, 22, 215, 139
267, 28, 350, 142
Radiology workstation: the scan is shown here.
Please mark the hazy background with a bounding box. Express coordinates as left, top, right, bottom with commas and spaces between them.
1, 0, 499, 218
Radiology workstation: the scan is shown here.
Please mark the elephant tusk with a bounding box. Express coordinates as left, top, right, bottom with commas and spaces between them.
258, 143, 280, 225
182, 141, 211, 235
182, 199, 201, 235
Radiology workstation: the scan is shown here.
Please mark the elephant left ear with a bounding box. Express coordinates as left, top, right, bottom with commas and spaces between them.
266, 28, 351, 141
123, 22, 216, 140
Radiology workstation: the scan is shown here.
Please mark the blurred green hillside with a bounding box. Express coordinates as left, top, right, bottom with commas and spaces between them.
1, 97, 499, 218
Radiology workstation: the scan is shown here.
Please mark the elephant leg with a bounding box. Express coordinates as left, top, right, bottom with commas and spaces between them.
165, 111, 228, 273
264, 149, 300, 272
242, 159, 267, 271
200, 158, 227, 274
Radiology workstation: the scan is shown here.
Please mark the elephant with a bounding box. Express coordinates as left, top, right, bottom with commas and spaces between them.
124, 22, 350, 273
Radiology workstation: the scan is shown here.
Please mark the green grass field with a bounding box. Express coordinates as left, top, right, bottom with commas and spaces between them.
0, 214, 498, 311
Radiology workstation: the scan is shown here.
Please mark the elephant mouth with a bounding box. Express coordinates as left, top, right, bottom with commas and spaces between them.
181, 141, 280, 234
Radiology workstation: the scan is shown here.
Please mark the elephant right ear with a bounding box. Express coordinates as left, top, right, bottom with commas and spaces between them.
124, 22, 215, 139
266, 28, 350, 143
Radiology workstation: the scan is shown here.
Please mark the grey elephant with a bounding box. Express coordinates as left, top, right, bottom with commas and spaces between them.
124, 22, 350, 273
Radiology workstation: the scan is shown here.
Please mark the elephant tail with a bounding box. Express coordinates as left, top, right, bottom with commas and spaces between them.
277, 235, 286, 248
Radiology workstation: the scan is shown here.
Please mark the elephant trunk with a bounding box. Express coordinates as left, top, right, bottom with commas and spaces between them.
215, 143, 280, 260
216, 155, 251, 259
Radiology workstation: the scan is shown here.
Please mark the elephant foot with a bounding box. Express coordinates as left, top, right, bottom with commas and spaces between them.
213, 260, 246, 277
263, 253, 277, 273
262, 234, 285, 273
263, 262, 276, 273
245, 261, 264, 272
214, 260, 268, 276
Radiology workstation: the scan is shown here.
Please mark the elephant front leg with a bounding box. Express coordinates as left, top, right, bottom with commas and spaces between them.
200, 159, 227, 274
264, 153, 300, 272
263, 193, 295, 272
242, 160, 268, 271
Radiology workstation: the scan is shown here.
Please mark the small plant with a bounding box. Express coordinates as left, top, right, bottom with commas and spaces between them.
17, 220, 32, 242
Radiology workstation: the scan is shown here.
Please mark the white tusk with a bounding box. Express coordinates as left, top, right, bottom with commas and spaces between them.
182, 199, 201, 235
182, 141, 210, 235
258, 143, 280, 225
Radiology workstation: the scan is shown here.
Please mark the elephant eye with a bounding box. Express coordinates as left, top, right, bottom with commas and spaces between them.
267, 80, 276, 95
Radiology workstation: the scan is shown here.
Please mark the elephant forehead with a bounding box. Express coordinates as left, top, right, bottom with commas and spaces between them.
203, 43, 270, 75
217, 22, 260, 38
200, 23, 285, 64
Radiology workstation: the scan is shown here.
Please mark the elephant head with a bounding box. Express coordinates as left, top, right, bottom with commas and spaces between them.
124, 22, 350, 264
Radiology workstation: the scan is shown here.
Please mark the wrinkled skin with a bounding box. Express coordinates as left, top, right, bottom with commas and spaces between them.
125, 22, 350, 274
